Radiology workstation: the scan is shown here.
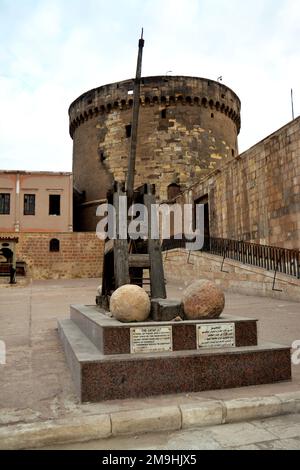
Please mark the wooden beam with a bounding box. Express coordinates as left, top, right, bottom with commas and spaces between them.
128, 254, 150, 268
113, 185, 130, 288
144, 186, 167, 299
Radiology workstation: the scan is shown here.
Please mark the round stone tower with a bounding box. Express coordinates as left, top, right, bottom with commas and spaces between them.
69, 76, 241, 231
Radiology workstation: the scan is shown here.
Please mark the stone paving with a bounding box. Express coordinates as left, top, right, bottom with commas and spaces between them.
0, 278, 299, 426
44, 413, 300, 450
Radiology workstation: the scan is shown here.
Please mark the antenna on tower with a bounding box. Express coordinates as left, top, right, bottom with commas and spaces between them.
291, 88, 295, 120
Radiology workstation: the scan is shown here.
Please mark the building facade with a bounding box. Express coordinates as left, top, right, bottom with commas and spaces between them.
0, 171, 104, 279
69, 76, 241, 231
0, 171, 73, 233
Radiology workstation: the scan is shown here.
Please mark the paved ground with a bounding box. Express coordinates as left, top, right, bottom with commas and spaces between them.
44, 413, 300, 450
0, 278, 300, 426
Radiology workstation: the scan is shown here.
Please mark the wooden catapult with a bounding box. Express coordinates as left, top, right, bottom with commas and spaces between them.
97, 30, 168, 312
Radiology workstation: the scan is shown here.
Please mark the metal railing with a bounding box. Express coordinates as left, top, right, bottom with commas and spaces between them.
161, 236, 300, 279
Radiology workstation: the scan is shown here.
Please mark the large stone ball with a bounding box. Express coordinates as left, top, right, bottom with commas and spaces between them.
182, 280, 225, 319
110, 284, 151, 323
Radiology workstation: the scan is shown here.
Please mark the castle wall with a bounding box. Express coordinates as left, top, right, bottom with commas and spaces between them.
176, 117, 300, 250
70, 76, 241, 231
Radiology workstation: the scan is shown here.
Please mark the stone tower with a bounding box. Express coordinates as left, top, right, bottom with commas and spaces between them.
69, 76, 241, 231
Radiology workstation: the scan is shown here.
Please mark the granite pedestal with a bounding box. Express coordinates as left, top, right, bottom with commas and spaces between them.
58, 305, 291, 402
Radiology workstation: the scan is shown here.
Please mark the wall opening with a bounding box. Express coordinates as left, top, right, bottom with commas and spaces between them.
161, 109, 167, 119
167, 183, 181, 200
98, 150, 106, 162
49, 195, 61, 216
125, 124, 132, 138
49, 238, 60, 252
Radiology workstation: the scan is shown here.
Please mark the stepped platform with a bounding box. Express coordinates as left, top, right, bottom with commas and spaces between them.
58, 305, 291, 402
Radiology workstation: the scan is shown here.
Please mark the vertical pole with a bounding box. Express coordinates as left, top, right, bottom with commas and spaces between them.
15, 173, 20, 232
291, 89, 295, 120
126, 30, 144, 200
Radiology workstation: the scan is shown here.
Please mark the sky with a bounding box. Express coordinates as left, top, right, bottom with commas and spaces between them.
0, 0, 299, 171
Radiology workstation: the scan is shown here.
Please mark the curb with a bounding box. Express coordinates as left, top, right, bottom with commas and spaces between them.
1, 392, 300, 450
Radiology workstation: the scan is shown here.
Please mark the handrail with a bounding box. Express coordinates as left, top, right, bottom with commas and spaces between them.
161, 236, 300, 279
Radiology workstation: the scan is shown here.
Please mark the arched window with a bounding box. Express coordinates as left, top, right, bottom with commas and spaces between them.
50, 239, 60, 252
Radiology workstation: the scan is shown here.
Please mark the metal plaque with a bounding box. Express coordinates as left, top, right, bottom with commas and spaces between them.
197, 323, 235, 349
130, 326, 173, 354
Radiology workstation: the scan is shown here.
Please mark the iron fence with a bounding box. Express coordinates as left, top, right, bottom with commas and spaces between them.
161, 236, 300, 279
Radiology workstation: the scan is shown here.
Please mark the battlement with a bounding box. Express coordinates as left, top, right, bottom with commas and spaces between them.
69, 76, 241, 138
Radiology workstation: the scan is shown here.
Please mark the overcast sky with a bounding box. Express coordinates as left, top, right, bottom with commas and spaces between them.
0, 0, 299, 171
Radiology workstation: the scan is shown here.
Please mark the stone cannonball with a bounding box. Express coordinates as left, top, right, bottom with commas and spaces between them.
110, 284, 151, 323
182, 280, 225, 319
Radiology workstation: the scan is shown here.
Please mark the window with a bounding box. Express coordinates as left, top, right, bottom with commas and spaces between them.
167, 183, 181, 200
49, 238, 60, 252
24, 194, 35, 215
49, 195, 61, 215
161, 109, 167, 119
125, 124, 132, 138
0, 193, 10, 215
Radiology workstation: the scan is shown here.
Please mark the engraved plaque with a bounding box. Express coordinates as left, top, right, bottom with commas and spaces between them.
130, 326, 173, 354
197, 323, 235, 349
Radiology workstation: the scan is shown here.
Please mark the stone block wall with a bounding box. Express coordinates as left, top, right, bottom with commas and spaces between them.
176, 116, 300, 250
164, 249, 300, 302
0, 232, 104, 280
